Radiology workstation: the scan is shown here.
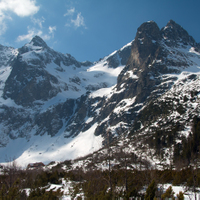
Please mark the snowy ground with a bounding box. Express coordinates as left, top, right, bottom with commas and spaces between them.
32, 181, 200, 200
0, 123, 103, 168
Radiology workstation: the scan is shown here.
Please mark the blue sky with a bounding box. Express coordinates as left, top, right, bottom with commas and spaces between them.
0, 0, 200, 62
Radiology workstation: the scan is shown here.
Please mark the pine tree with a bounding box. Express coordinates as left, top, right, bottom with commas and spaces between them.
161, 186, 175, 200
145, 180, 156, 200
177, 191, 184, 200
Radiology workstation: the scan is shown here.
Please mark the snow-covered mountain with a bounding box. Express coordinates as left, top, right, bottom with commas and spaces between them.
0, 34, 131, 166
0, 20, 199, 167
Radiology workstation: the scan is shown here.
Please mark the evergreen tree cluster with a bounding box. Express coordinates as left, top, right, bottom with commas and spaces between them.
0, 163, 64, 199
174, 117, 200, 165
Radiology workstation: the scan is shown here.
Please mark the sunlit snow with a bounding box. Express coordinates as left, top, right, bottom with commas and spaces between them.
0, 123, 103, 167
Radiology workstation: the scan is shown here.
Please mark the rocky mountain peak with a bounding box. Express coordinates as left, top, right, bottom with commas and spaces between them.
136, 21, 161, 41
18, 35, 49, 54
118, 20, 198, 104
30, 35, 48, 48
125, 21, 161, 70
161, 19, 195, 46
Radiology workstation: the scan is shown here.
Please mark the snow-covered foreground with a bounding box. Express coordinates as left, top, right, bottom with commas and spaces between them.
31, 181, 200, 200
0, 123, 103, 168
162, 184, 200, 200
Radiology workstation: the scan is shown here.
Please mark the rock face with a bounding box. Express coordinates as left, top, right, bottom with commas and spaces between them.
2, 36, 83, 106
3, 58, 60, 105
92, 20, 200, 162
161, 20, 195, 46
0, 20, 200, 166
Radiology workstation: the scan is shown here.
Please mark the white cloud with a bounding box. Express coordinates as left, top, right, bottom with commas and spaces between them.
16, 17, 56, 43
64, 22, 71, 27
32, 17, 45, 28
64, 7, 86, 29
49, 26, 56, 34
0, 0, 39, 35
0, 15, 8, 35
16, 28, 41, 42
16, 27, 51, 42
71, 12, 85, 28
49, 26, 56, 37
0, 0, 39, 17
64, 8, 75, 16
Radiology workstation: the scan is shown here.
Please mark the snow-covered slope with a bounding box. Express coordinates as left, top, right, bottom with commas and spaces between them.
0, 36, 132, 166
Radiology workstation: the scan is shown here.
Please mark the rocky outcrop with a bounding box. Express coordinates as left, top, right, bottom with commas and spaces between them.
3, 57, 62, 106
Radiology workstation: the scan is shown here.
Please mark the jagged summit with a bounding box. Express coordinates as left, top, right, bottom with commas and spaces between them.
135, 19, 196, 46
123, 19, 198, 75
121, 20, 161, 75
18, 35, 49, 54
30, 35, 48, 48
161, 19, 195, 46
136, 20, 161, 41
